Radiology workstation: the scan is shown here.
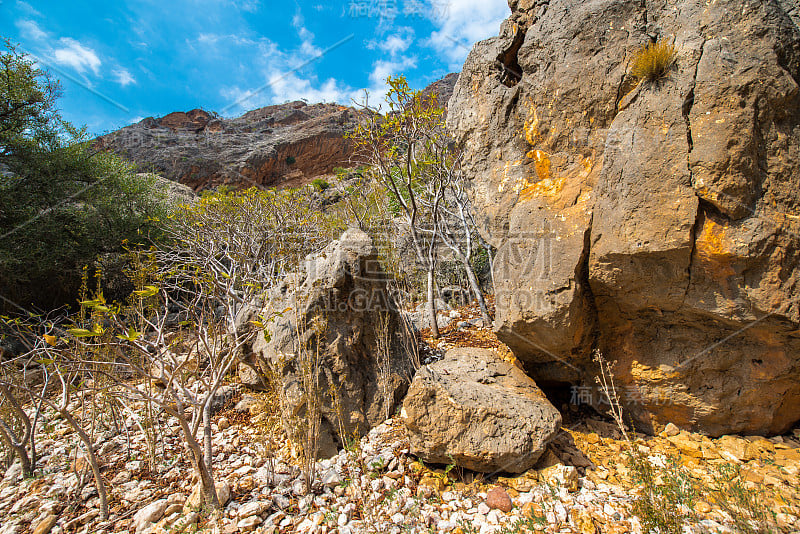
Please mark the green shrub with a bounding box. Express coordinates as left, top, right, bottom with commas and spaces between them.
628, 451, 698, 534
708, 463, 776, 534
285, 155, 296, 165
311, 178, 330, 192
0, 40, 169, 311
631, 41, 677, 82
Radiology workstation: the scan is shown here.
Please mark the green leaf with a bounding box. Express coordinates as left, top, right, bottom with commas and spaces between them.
116, 327, 141, 342
133, 285, 159, 298
67, 328, 97, 338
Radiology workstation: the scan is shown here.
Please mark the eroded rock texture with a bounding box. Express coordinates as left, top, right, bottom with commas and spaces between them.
448, 0, 800, 436
252, 229, 415, 456
96, 102, 361, 191
402, 348, 561, 473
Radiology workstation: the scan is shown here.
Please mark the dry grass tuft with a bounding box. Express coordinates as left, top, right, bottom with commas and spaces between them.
631, 41, 677, 82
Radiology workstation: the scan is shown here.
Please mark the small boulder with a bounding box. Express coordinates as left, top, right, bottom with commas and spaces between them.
133, 499, 168, 534
253, 229, 415, 454
401, 348, 561, 473
237, 515, 263, 532
184, 482, 231, 512
31, 514, 58, 534
485, 487, 513, 513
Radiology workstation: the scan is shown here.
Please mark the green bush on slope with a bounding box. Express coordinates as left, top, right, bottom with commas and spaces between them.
0, 40, 168, 311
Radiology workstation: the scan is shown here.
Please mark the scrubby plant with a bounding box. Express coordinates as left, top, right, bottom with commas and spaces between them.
707, 463, 776, 534
593, 352, 777, 534
630, 41, 677, 82
285, 155, 296, 165
311, 177, 330, 192
350, 76, 458, 338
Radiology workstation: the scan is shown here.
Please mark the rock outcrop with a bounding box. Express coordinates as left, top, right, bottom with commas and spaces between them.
448, 0, 800, 436
96, 102, 362, 191
401, 348, 561, 473
252, 229, 415, 457
419, 72, 459, 109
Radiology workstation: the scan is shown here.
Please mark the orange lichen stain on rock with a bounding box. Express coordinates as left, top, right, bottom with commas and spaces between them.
580, 156, 594, 176
517, 150, 566, 203
528, 149, 551, 180
629, 361, 679, 381
523, 111, 540, 146
694, 216, 737, 279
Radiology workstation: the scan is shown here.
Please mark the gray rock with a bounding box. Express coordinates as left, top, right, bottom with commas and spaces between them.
448, 0, 800, 436
235, 395, 259, 413
320, 468, 342, 487
401, 348, 561, 473
252, 229, 415, 456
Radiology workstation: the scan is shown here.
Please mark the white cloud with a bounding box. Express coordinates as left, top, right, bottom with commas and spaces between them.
16, 19, 47, 41
364, 55, 418, 106
231, 0, 259, 12
15, 1, 41, 17
113, 68, 135, 86
222, 71, 361, 111
292, 10, 321, 58
425, 0, 509, 68
53, 38, 101, 75
369, 27, 415, 57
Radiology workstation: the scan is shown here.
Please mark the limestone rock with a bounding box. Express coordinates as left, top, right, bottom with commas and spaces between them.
184, 482, 230, 512
253, 228, 415, 456
447, 0, 800, 436
401, 348, 561, 473
133, 499, 168, 534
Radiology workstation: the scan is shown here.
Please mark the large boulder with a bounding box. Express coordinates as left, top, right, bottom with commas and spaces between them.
252, 229, 415, 456
448, 0, 800, 436
401, 348, 561, 473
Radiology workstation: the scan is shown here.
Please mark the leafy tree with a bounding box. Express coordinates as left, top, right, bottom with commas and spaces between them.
350, 76, 491, 335
0, 39, 167, 311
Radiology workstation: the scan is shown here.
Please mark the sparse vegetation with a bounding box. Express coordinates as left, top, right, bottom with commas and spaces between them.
311, 177, 330, 191
630, 40, 677, 82
593, 351, 779, 534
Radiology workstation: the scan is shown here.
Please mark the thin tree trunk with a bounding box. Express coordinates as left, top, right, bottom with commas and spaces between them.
0, 423, 31, 477
0, 384, 33, 476
426, 268, 440, 338
461, 256, 492, 325
202, 402, 214, 475
61, 410, 108, 519
178, 415, 220, 509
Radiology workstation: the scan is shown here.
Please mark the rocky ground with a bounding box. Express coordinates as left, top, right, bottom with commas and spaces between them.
1, 304, 799, 534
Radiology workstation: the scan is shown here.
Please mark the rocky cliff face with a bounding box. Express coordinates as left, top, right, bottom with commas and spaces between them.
419, 72, 459, 108
448, 0, 800, 436
96, 102, 362, 190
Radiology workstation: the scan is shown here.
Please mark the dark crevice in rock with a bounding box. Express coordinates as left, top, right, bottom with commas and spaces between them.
497, 28, 526, 87
682, 200, 702, 306
682, 86, 695, 151
683, 39, 706, 157
537, 380, 575, 411
577, 217, 601, 373
613, 68, 629, 115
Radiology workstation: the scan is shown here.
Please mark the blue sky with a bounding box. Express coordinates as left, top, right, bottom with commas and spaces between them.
3, 0, 509, 136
